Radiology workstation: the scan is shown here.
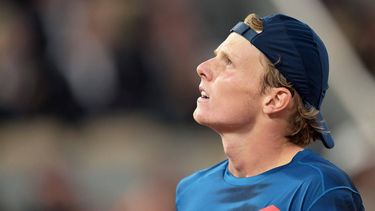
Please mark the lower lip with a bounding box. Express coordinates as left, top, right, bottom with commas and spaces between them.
197, 97, 209, 103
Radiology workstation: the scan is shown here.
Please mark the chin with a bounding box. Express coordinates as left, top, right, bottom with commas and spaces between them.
194, 110, 219, 130
193, 109, 202, 123
193, 109, 208, 125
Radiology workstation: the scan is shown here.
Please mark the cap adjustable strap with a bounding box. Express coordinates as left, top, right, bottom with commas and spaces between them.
230, 22, 258, 41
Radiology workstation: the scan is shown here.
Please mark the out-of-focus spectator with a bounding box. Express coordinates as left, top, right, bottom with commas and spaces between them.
357, 7, 375, 75
141, 0, 209, 122
0, 1, 83, 120
352, 159, 375, 210
0, 0, 213, 122
39, 0, 146, 114
0, 0, 155, 120
111, 177, 176, 211
0, 2, 42, 116
30, 166, 86, 211
322, 0, 375, 77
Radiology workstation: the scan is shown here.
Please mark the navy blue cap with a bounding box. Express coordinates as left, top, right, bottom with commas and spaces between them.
230, 14, 334, 148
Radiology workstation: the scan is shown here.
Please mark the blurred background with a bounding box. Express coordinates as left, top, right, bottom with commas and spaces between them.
0, 0, 374, 210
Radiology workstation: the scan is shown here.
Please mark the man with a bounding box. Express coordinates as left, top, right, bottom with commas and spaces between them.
176, 13, 364, 210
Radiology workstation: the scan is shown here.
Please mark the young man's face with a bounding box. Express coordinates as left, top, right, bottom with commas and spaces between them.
193, 33, 266, 133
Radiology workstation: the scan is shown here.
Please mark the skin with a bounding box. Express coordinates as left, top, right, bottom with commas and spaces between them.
193, 33, 303, 177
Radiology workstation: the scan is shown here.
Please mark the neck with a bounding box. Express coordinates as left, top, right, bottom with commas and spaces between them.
220, 126, 303, 178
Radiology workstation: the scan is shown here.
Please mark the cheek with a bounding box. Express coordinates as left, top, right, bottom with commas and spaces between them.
214, 79, 261, 116
219, 75, 260, 100
222, 92, 258, 119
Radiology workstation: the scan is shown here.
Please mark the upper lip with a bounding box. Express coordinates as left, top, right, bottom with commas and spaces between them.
199, 85, 209, 99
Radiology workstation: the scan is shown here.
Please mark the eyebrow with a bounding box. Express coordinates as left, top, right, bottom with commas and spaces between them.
214, 47, 239, 62
214, 48, 229, 59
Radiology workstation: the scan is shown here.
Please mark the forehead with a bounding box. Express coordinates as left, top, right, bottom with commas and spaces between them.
216, 33, 266, 72
216, 33, 262, 59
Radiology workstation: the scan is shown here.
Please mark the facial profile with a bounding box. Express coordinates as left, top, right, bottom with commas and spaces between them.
193, 33, 267, 133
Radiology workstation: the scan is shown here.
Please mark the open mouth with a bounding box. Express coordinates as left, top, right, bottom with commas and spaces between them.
200, 90, 209, 99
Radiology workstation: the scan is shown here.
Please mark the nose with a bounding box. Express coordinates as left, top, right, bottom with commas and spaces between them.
196, 59, 213, 81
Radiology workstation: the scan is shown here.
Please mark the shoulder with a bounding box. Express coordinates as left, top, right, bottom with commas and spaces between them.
176, 160, 227, 197
290, 150, 364, 210
306, 187, 364, 210
295, 149, 356, 190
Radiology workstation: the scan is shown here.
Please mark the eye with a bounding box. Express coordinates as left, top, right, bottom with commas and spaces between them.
214, 50, 233, 66
224, 56, 233, 66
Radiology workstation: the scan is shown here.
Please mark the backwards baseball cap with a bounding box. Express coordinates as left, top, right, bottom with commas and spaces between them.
230, 14, 334, 148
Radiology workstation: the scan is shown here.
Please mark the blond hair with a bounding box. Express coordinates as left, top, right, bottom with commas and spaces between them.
244, 13, 323, 147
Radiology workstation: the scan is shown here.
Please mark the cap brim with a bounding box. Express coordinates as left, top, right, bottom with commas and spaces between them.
317, 112, 334, 148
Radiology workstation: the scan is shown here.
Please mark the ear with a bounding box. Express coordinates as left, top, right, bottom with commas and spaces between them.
262, 87, 293, 114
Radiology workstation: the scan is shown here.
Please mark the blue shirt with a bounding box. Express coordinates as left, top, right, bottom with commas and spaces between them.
176, 149, 364, 210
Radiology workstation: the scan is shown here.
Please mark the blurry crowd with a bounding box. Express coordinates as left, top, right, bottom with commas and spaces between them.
0, 0, 210, 123
0, 0, 374, 210
1, 0, 374, 122
0, 0, 241, 210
